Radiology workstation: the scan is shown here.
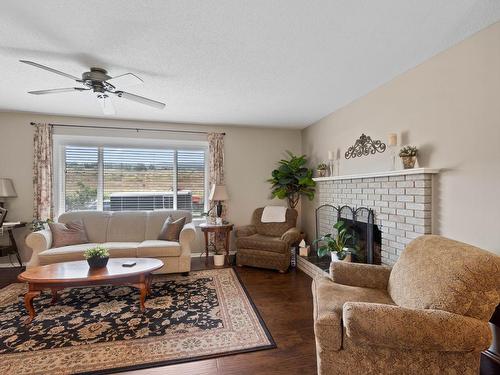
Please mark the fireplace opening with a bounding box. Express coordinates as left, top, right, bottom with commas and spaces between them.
306, 204, 382, 272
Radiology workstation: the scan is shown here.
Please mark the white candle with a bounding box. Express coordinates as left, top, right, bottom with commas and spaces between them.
328, 150, 334, 160
388, 133, 398, 147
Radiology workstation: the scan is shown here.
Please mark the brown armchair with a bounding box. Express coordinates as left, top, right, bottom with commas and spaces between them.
312, 235, 500, 375
235, 207, 300, 273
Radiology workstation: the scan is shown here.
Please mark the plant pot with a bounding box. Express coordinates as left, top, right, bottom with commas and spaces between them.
401, 156, 417, 169
331, 252, 352, 262
213, 254, 225, 267
87, 256, 109, 269
317, 169, 327, 177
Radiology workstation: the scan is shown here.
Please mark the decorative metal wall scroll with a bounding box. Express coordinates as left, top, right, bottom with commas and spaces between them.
345, 134, 386, 159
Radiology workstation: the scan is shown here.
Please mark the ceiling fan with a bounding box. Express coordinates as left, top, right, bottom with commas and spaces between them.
20, 60, 166, 115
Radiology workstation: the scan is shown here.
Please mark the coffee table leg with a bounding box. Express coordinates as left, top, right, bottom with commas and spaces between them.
146, 274, 152, 296
24, 289, 41, 324
139, 283, 147, 311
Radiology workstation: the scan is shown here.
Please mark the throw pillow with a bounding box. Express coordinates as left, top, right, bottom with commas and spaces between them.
158, 216, 186, 241
49, 220, 89, 248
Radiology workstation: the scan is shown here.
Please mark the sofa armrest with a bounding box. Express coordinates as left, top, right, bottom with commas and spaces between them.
343, 302, 492, 352
179, 222, 196, 247
330, 261, 392, 290
25, 229, 52, 268
234, 225, 256, 238
280, 227, 301, 245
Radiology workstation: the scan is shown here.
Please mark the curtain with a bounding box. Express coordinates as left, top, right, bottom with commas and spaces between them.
207, 133, 226, 247
33, 123, 53, 220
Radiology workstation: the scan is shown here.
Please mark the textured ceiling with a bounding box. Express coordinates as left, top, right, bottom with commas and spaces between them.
0, 0, 499, 128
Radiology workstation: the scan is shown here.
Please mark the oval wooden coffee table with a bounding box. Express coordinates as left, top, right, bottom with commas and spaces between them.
18, 258, 163, 324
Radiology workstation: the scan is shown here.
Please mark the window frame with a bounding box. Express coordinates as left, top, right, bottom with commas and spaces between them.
53, 134, 209, 220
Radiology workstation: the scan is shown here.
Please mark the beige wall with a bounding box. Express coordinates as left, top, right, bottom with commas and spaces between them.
302, 22, 500, 255
0, 112, 301, 261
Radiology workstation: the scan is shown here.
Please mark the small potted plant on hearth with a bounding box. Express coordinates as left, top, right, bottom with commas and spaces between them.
317, 162, 329, 177
84, 245, 110, 269
213, 247, 225, 267
313, 221, 357, 262
399, 145, 418, 169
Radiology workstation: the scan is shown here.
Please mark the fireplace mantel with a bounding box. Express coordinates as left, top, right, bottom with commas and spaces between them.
313, 168, 439, 182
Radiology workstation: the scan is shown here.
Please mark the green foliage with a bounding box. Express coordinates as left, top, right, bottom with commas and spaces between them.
313, 221, 357, 260
65, 182, 98, 211
84, 245, 110, 259
399, 145, 418, 157
268, 151, 316, 208
317, 163, 328, 170
30, 218, 53, 232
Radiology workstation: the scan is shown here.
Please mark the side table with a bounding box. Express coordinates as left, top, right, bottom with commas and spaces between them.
0, 222, 27, 267
199, 223, 234, 266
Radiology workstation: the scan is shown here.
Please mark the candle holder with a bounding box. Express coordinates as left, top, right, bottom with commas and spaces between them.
328, 159, 335, 176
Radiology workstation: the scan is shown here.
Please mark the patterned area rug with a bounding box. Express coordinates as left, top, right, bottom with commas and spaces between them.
0, 268, 275, 374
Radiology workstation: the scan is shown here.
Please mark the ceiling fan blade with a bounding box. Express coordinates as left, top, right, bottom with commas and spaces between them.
115, 91, 165, 109
106, 73, 143, 88
28, 87, 89, 95
20, 60, 80, 81
97, 94, 115, 115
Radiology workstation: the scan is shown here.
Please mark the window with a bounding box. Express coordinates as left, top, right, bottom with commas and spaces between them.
61, 144, 207, 217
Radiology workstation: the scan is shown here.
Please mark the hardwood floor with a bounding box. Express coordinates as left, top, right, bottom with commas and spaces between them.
0, 257, 318, 375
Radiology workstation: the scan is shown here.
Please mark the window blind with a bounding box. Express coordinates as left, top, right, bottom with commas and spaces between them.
63, 145, 206, 216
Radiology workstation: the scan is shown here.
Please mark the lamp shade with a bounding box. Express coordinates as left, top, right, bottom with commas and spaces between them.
0, 179, 17, 198
209, 184, 229, 201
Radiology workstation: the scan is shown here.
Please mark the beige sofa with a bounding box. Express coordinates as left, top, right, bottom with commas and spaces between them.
25, 210, 196, 274
312, 235, 500, 375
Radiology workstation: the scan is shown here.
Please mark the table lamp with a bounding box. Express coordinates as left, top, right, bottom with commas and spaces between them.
209, 184, 229, 224
0, 178, 17, 209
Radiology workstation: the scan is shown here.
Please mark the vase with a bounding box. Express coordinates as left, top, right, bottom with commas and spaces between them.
213, 254, 225, 267
317, 169, 327, 177
87, 256, 109, 269
401, 156, 417, 169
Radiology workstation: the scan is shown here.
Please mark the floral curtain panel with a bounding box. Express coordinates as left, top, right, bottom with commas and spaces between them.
207, 132, 226, 247
33, 123, 53, 220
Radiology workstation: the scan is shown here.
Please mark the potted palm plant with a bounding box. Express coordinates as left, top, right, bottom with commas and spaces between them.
313, 221, 356, 262
84, 246, 110, 269
268, 151, 316, 209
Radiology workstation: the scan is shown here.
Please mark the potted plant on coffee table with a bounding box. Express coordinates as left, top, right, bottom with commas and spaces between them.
84, 245, 110, 269
399, 145, 418, 169
313, 221, 356, 262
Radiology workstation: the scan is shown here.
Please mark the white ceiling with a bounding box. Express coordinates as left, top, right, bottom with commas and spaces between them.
0, 1, 499, 128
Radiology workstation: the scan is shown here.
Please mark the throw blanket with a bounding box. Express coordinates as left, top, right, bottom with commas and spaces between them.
261, 206, 287, 223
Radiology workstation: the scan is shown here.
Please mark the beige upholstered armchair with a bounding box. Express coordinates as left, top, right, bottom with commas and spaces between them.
235, 207, 300, 273
312, 235, 500, 375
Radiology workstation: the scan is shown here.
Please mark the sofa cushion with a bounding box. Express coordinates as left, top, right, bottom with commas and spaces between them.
145, 210, 192, 240
106, 212, 147, 242
236, 234, 288, 253
312, 276, 394, 351
388, 235, 500, 320
59, 211, 111, 243
158, 216, 186, 241
39, 243, 99, 264
137, 240, 181, 257
101, 242, 140, 257
48, 220, 89, 248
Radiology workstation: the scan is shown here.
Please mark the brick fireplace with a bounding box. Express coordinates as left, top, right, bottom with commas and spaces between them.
297, 168, 439, 277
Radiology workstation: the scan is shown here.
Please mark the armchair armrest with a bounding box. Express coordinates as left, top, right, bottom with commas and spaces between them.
343, 302, 492, 352
234, 225, 256, 238
330, 261, 392, 290
25, 229, 52, 268
280, 227, 301, 245
179, 222, 196, 246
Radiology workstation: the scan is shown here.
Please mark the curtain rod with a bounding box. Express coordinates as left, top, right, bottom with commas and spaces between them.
29, 122, 225, 135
